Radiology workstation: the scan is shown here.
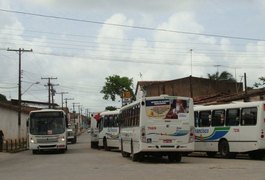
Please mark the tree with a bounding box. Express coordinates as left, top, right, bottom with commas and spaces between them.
0, 94, 7, 101
100, 75, 134, 102
253, 76, 265, 88
105, 106, 117, 111
207, 71, 236, 82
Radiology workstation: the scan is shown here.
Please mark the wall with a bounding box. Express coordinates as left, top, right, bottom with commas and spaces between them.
0, 107, 28, 140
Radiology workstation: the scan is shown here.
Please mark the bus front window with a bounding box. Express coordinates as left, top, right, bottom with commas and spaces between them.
30, 118, 65, 135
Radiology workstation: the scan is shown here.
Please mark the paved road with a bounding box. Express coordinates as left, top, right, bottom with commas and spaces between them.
0, 132, 264, 180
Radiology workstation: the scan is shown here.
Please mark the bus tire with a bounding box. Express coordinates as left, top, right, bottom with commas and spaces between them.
219, 140, 229, 158
131, 140, 138, 161
32, 150, 38, 154
103, 138, 110, 151
91, 142, 98, 149
219, 140, 236, 158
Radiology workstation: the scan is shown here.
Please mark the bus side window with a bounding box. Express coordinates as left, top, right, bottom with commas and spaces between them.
199, 111, 211, 127
212, 109, 225, 126
241, 107, 257, 126
226, 108, 239, 126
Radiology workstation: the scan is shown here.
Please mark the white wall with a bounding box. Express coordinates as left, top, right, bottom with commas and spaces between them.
0, 107, 28, 140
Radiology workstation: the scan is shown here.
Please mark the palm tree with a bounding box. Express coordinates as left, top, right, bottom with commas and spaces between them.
207, 71, 236, 82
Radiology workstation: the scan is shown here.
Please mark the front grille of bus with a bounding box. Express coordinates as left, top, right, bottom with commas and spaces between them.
37, 137, 58, 143
160, 145, 175, 148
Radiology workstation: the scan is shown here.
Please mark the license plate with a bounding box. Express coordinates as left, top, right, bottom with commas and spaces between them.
163, 139, 172, 143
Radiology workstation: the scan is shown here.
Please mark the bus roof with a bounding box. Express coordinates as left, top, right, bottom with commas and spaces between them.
100, 109, 120, 116
194, 101, 265, 111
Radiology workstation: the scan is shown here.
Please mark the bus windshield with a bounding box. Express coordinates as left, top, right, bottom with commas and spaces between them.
29, 112, 65, 135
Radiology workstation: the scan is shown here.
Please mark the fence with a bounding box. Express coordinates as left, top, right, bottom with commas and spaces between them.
0, 138, 28, 153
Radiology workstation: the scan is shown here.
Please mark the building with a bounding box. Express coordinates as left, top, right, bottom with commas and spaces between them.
0, 101, 37, 140
136, 76, 243, 100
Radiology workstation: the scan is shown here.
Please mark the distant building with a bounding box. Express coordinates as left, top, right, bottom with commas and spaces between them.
11, 99, 59, 109
136, 76, 243, 100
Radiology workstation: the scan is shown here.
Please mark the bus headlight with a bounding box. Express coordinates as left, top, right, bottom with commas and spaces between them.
59, 136, 65, 142
30, 138, 34, 143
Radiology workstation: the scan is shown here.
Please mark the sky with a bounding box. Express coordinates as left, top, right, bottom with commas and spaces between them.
0, 0, 265, 113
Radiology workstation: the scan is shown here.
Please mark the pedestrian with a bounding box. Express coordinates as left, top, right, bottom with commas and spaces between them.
0, 130, 4, 152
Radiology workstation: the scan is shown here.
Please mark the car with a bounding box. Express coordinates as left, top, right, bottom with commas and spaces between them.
67, 128, 77, 144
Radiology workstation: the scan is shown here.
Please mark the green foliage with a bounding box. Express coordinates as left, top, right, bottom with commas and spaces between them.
0, 94, 7, 101
105, 106, 117, 111
253, 76, 265, 88
207, 71, 236, 82
100, 75, 134, 101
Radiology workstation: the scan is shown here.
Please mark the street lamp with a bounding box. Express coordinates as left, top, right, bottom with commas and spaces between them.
22, 81, 40, 95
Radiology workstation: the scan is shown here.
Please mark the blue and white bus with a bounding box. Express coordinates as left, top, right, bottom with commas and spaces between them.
194, 101, 265, 159
98, 110, 120, 151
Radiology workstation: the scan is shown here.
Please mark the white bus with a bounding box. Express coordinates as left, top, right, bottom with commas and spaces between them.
194, 101, 265, 159
98, 110, 120, 151
28, 109, 68, 154
119, 95, 194, 162
90, 112, 101, 149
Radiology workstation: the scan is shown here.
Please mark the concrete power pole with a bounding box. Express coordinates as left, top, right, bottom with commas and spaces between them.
64, 98, 74, 109
56, 92, 69, 109
41, 77, 57, 108
7, 48, 33, 139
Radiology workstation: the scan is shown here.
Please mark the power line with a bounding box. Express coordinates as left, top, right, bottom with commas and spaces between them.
1, 8, 265, 42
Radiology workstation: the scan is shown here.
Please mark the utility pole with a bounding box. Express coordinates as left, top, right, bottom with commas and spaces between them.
56, 92, 69, 109
7, 48, 32, 139
50, 84, 59, 109
41, 77, 57, 108
72, 102, 80, 125
190, 49, 193, 76
64, 97, 74, 109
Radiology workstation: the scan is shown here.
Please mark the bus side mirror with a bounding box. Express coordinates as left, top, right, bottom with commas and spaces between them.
26, 119, 29, 127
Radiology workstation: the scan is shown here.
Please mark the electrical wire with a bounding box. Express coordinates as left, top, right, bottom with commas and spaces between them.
1, 8, 265, 42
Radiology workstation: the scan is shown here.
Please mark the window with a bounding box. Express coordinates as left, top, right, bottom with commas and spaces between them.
120, 104, 140, 127
103, 116, 109, 127
212, 109, 225, 126
194, 111, 199, 127
241, 107, 257, 126
199, 111, 211, 127
226, 108, 240, 126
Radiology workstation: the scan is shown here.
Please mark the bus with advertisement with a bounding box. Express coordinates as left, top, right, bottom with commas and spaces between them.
194, 101, 265, 159
119, 95, 195, 162
28, 109, 68, 154
98, 110, 120, 150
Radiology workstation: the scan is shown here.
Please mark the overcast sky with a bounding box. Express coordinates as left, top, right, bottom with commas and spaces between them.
1, 0, 265, 113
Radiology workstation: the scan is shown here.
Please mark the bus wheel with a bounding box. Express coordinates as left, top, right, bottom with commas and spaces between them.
219, 140, 230, 158
219, 140, 236, 158
32, 150, 38, 154
249, 151, 265, 160
206, 152, 217, 158
131, 140, 138, 161
103, 138, 110, 151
